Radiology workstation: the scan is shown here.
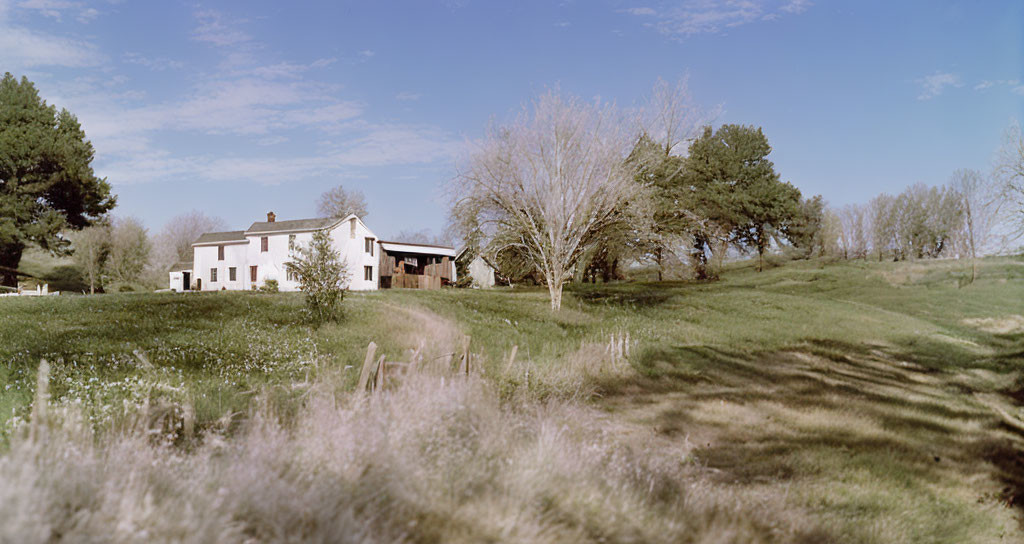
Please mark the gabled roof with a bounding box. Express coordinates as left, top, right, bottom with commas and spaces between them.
192, 230, 247, 246
245, 217, 336, 235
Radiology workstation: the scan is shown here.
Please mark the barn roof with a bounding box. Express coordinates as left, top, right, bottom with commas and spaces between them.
379, 241, 457, 257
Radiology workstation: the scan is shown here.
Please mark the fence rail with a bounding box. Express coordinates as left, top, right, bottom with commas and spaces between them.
0, 284, 59, 298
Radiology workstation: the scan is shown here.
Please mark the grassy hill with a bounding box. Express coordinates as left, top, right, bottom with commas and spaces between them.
0, 257, 1022, 542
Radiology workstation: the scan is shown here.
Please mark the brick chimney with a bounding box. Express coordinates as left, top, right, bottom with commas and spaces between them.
267, 211, 276, 223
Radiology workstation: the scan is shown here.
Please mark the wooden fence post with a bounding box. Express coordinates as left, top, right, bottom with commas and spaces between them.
409, 340, 423, 373
459, 336, 472, 375
609, 334, 617, 367
357, 342, 377, 392
373, 355, 386, 392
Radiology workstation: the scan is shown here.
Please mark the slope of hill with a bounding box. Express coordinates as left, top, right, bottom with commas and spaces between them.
0, 257, 1022, 542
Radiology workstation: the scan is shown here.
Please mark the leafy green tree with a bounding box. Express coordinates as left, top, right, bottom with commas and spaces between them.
626, 134, 688, 280
285, 229, 349, 322
0, 74, 116, 286
787, 195, 827, 257
732, 177, 802, 271
682, 125, 800, 273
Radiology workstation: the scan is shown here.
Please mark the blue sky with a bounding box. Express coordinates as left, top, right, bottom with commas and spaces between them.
1, 0, 1021, 238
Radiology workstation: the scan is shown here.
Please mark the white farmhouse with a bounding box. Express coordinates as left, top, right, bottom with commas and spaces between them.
168, 212, 456, 292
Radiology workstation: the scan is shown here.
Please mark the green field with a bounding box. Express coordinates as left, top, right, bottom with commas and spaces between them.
1, 257, 1023, 542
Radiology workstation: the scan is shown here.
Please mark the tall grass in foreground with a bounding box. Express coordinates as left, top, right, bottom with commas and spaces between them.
0, 371, 828, 543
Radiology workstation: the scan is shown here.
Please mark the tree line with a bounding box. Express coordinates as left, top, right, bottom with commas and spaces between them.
822, 162, 1018, 284
450, 81, 1024, 310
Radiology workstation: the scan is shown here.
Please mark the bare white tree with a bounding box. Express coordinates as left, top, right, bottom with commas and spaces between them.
391, 228, 451, 246
837, 204, 868, 259
820, 208, 843, 257
634, 77, 718, 277
640, 76, 716, 157
317, 185, 369, 219
452, 90, 639, 310
867, 194, 897, 261
105, 216, 152, 286
70, 225, 110, 294
950, 169, 1005, 282
155, 210, 229, 264
996, 121, 1024, 231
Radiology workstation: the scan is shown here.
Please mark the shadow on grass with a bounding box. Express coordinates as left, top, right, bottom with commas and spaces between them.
570, 286, 677, 308
598, 337, 1024, 540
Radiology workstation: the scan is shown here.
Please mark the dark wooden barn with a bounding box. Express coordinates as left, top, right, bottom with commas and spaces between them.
377, 241, 457, 289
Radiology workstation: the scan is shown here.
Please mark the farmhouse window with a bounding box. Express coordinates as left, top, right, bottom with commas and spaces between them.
364, 266, 373, 281
210, 268, 217, 282
229, 267, 236, 281
261, 237, 268, 252
218, 245, 224, 260
250, 266, 257, 282
364, 237, 374, 255
288, 234, 296, 249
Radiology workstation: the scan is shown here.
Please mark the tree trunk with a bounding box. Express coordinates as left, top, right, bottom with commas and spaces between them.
0, 242, 25, 288
88, 246, 96, 294
970, 245, 977, 284
656, 247, 663, 282
690, 235, 709, 280
758, 248, 764, 272
548, 282, 563, 311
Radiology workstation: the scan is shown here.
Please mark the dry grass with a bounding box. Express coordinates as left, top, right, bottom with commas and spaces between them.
963, 315, 1024, 335
0, 368, 829, 544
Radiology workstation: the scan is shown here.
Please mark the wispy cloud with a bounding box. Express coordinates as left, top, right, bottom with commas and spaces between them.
0, 26, 103, 67
123, 52, 184, 71
94, 122, 465, 186
6, 3, 462, 189
35, 8, 462, 187
779, 0, 811, 14
0, 0, 104, 67
623, 0, 813, 37
916, 71, 961, 100
193, 9, 252, 47
16, 0, 97, 23
971, 78, 1022, 95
